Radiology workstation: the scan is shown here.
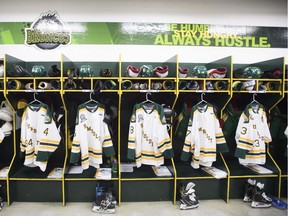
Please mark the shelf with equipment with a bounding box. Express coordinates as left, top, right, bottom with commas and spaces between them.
61, 54, 120, 203
120, 59, 177, 93
177, 56, 231, 94
172, 56, 232, 204
4, 55, 61, 93
232, 58, 283, 96
62, 56, 120, 93
222, 57, 285, 201
3, 54, 65, 205
119, 55, 177, 203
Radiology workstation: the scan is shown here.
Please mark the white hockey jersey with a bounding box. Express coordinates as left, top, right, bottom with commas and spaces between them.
70, 102, 115, 170
127, 103, 174, 168
181, 103, 228, 169
234, 103, 272, 165
20, 103, 61, 171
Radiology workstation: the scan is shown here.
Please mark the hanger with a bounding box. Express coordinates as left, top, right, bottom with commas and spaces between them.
196, 93, 208, 107
30, 92, 42, 105
141, 92, 154, 104
250, 93, 260, 112
141, 93, 155, 113
250, 93, 259, 104
85, 92, 98, 105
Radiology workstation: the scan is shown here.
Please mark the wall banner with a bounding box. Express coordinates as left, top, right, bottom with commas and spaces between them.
0, 12, 287, 50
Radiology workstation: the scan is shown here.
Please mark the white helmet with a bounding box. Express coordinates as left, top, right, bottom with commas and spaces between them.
178, 67, 189, 78
154, 65, 169, 78
126, 65, 140, 77
207, 67, 227, 78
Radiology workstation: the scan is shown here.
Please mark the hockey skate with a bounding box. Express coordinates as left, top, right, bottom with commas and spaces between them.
92, 192, 116, 214
251, 182, 272, 208
243, 179, 256, 202
95, 183, 117, 205
179, 182, 199, 210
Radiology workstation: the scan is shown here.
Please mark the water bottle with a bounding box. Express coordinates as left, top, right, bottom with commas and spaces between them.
112, 160, 118, 177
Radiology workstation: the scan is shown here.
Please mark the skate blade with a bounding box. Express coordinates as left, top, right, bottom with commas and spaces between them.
92, 206, 116, 214
180, 203, 199, 210
251, 201, 271, 208
243, 196, 252, 202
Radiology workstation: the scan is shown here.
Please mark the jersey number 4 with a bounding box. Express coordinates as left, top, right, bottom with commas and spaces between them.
43, 128, 49, 136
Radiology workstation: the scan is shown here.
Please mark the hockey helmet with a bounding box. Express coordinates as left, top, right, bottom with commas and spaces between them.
126, 65, 140, 77
32, 65, 46, 77
207, 67, 228, 78
154, 65, 169, 78
178, 67, 189, 78
262, 69, 282, 79
8, 64, 32, 77
192, 66, 207, 78
234, 67, 263, 78
48, 65, 61, 77
140, 65, 154, 77
243, 67, 262, 78
100, 68, 112, 77
79, 65, 93, 77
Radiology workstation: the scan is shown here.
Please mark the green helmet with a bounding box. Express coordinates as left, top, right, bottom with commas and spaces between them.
140, 65, 154, 77
32, 65, 46, 77
243, 67, 263, 78
79, 65, 93, 77
192, 66, 207, 78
